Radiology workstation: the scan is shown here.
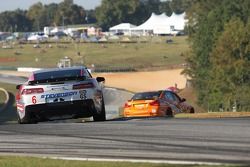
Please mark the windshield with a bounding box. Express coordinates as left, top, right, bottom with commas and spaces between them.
34, 69, 90, 81
131, 91, 161, 100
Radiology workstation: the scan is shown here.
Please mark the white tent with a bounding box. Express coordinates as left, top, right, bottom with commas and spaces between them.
170, 13, 186, 30
131, 12, 186, 35
109, 23, 136, 35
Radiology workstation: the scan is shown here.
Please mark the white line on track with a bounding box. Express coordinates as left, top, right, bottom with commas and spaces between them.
48, 157, 224, 166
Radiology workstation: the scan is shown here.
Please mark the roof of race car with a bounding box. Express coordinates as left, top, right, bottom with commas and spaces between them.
33, 66, 87, 75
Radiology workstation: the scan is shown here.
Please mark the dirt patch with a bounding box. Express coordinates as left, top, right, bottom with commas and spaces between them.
179, 87, 205, 113
93, 69, 186, 92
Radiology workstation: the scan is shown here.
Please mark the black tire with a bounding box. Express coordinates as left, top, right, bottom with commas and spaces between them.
17, 111, 37, 124
189, 107, 195, 113
166, 108, 173, 117
93, 99, 106, 122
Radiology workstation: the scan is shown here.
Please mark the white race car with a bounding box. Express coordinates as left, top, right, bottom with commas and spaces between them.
15, 66, 106, 124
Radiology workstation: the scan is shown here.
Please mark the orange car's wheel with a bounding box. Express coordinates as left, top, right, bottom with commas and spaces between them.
189, 107, 195, 113
166, 108, 173, 117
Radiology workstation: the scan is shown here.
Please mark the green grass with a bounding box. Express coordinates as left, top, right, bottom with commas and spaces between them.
0, 82, 16, 106
0, 82, 16, 94
0, 82, 17, 122
0, 156, 239, 167
0, 91, 6, 105
0, 36, 189, 69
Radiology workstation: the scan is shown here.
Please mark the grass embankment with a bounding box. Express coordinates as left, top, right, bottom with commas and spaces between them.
0, 156, 238, 167
176, 112, 250, 119
0, 82, 16, 94
0, 83, 14, 107
0, 82, 17, 122
0, 36, 188, 69
177, 87, 250, 118
178, 87, 205, 113
0, 91, 6, 106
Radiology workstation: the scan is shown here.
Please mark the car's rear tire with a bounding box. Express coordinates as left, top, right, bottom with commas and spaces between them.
93, 99, 106, 122
17, 111, 37, 124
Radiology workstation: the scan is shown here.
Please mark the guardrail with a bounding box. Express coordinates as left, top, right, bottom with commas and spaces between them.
17, 67, 42, 72
0, 66, 17, 71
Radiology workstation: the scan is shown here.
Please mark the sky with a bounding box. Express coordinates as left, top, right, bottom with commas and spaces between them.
0, 0, 102, 12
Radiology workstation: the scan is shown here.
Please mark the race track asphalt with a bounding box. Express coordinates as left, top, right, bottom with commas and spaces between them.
0, 117, 250, 165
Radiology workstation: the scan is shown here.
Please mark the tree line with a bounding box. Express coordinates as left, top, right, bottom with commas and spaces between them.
0, 0, 187, 32
0, 0, 94, 32
95, 0, 189, 30
184, 0, 250, 111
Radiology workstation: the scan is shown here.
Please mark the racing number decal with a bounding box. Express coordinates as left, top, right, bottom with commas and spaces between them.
79, 90, 87, 100
32, 96, 37, 104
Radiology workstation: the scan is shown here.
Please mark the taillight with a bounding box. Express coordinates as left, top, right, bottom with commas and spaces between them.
73, 83, 94, 89
16, 93, 21, 100
124, 102, 132, 108
21, 88, 44, 95
149, 100, 160, 106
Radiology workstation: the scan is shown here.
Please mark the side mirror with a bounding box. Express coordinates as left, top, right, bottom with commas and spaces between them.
96, 77, 105, 82
16, 84, 21, 90
181, 98, 186, 102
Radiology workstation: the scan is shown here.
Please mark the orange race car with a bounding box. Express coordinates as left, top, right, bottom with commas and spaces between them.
123, 90, 194, 117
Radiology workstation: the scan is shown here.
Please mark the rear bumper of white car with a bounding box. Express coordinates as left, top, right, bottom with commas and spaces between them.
24, 99, 97, 119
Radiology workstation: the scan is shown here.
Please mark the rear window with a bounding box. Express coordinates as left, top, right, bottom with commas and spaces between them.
131, 91, 161, 100
34, 69, 90, 81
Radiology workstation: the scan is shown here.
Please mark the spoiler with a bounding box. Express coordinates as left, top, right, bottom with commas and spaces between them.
28, 76, 86, 85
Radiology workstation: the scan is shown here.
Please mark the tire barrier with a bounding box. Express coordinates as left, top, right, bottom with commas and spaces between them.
0, 88, 10, 113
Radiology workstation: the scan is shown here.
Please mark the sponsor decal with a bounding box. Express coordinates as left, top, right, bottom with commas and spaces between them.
41, 91, 77, 99
79, 90, 87, 100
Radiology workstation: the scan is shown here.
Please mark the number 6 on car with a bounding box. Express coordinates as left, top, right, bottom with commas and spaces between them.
32, 96, 36, 104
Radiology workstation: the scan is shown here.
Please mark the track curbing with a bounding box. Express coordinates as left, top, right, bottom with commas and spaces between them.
0, 88, 10, 113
